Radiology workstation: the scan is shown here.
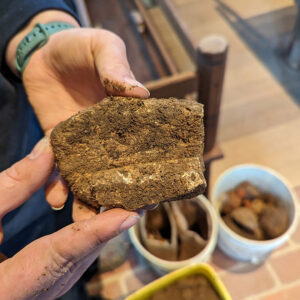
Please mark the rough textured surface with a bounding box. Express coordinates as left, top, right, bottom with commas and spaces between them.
220, 181, 290, 240
147, 274, 221, 300
50, 96, 206, 210
260, 206, 289, 239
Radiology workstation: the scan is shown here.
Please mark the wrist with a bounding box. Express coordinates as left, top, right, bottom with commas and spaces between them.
5, 10, 80, 76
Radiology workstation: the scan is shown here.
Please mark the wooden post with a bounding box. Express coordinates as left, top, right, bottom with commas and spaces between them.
197, 35, 228, 196
197, 35, 228, 153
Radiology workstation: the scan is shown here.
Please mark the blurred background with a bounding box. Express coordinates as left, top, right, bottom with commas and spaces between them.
73, 1, 300, 299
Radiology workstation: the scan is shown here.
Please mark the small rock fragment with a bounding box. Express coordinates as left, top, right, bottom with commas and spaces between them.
235, 181, 260, 199
223, 215, 264, 240
260, 205, 289, 239
231, 207, 260, 234
250, 198, 266, 215
221, 191, 242, 214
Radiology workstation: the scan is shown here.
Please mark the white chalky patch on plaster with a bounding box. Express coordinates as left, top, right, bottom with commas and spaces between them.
117, 171, 133, 184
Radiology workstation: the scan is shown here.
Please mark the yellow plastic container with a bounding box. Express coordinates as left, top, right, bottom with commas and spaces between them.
126, 263, 232, 300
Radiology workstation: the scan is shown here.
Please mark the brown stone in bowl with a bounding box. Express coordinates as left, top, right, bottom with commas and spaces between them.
259, 205, 289, 239
50, 96, 206, 210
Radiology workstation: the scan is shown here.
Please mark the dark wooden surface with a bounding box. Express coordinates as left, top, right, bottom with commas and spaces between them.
197, 36, 228, 153
203, 144, 224, 196
146, 5, 194, 72
145, 71, 197, 98
135, 0, 178, 74
85, 0, 167, 82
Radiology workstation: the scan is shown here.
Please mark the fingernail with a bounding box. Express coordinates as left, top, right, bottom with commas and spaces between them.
99, 206, 109, 213
144, 204, 159, 210
136, 209, 145, 218
28, 137, 49, 160
119, 214, 140, 232
51, 205, 65, 211
123, 77, 150, 96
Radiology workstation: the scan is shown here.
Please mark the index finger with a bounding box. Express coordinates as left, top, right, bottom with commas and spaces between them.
92, 29, 150, 98
0, 137, 53, 218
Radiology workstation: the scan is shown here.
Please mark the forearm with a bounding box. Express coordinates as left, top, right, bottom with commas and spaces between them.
5, 10, 80, 76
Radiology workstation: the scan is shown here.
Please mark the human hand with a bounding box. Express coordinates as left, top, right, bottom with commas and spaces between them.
6, 11, 149, 215
22, 27, 149, 134
0, 138, 140, 299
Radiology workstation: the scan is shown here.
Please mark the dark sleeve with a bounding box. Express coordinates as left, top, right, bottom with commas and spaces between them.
0, 0, 80, 70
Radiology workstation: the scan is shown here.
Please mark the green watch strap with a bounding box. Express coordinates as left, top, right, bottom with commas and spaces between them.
15, 22, 75, 76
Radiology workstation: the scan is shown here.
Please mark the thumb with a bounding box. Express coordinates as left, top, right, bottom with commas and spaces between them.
92, 29, 150, 98
50, 208, 140, 264
0, 137, 53, 242
0, 209, 140, 300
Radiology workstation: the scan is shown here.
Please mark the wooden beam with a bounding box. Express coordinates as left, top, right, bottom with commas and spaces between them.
204, 144, 223, 165
145, 71, 197, 98
135, 0, 178, 74
197, 35, 229, 153
203, 144, 224, 196
147, 6, 194, 72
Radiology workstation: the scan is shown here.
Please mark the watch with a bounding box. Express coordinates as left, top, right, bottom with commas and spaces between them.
15, 22, 75, 76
